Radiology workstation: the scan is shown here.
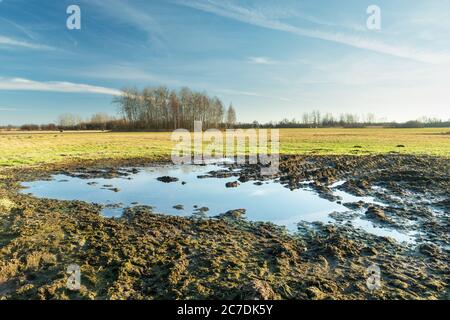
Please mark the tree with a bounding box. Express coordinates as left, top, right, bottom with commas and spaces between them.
312, 110, 321, 126
91, 113, 111, 124
302, 113, 310, 125
366, 113, 376, 124
169, 91, 180, 129
57, 113, 81, 128
226, 104, 237, 128
114, 86, 235, 131
90, 113, 112, 130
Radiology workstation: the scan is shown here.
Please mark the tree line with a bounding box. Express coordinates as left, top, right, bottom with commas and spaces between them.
10, 86, 238, 131
2, 89, 449, 130
113, 87, 236, 130
239, 111, 450, 129
17, 113, 118, 131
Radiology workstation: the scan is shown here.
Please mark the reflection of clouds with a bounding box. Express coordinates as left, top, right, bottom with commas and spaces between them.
141, 163, 230, 177
24, 163, 413, 243
249, 189, 269, 196
179, 165, 200, 175
352, 218, 416, 244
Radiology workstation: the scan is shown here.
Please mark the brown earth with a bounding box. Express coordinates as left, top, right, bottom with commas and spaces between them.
0, 155, 448, 300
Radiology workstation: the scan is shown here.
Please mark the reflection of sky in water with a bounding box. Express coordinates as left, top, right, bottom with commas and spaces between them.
21, 164, 415, 244
352, 217, 416, 244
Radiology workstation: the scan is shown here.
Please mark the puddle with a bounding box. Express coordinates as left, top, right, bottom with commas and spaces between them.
20, 163, 416, 244
352, 217, 416, 243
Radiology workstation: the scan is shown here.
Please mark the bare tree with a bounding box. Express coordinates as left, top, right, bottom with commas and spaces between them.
114, 86, 234, 130
58, 113, 82, 128
226, 103, 237, 128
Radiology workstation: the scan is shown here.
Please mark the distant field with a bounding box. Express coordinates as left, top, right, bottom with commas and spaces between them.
0, 128, 448, 168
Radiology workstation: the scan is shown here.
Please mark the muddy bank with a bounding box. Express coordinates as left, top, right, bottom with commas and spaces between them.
0, 155, 448, 300
226, 155, 449, 246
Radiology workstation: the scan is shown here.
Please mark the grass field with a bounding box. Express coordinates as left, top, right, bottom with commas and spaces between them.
0, 128, 449, 300
0, 128, 448, 168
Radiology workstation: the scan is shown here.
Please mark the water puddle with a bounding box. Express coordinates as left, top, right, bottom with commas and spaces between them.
20, 163, 416, 244
351, 217, 415, 243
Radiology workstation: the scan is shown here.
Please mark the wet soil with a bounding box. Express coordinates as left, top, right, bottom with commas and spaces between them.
0, 155, 448, 300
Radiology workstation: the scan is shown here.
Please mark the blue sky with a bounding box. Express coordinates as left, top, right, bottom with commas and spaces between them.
1, 0, 450, 125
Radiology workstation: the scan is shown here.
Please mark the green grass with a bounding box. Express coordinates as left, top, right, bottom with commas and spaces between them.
279, 128, 450, 156
0, 128, 448, 169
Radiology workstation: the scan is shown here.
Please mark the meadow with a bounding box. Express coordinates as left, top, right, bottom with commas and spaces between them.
1, 127, 449, 300
0, 128, 448, 168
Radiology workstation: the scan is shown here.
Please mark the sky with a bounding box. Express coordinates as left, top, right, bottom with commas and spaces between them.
1, 0, 450, 125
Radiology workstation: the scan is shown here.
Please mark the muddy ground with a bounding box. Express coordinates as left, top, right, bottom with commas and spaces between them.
0, 155, 448, 300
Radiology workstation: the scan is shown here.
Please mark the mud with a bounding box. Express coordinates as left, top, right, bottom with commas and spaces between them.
0, 155, 448, 300
157, 176, 179, 183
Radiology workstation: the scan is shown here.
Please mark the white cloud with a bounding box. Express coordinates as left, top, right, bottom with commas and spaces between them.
78, 64, 190, 88
216, 88, 291, 102
0, 17, 38, 40
88, 0, 166, 49
0, 78, 122, 95
177, 0, 450, 64
91, 0, 159, 33
0, 35, 53, 50
79, 65, 163, 82
248, 56, 277, 65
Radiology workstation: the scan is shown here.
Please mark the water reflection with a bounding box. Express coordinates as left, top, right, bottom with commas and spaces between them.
21, 163, 416, 243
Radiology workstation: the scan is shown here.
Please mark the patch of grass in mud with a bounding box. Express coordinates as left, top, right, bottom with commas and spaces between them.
0, 154, 448, 300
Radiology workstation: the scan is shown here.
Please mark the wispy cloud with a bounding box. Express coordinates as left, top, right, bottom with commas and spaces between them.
88, 0, 166, 50
0, 35, 53, 50
91, 0, 160, 32
0, 78, 121, 95
216, 88, 291, 102
78, 64, 190, 89
294, 12, 366, 32
248, 56, 278, 65
79, 65, 164, 82
176, 0, 450, 64
0, 17, 38, 40
0, 107, 17, 111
